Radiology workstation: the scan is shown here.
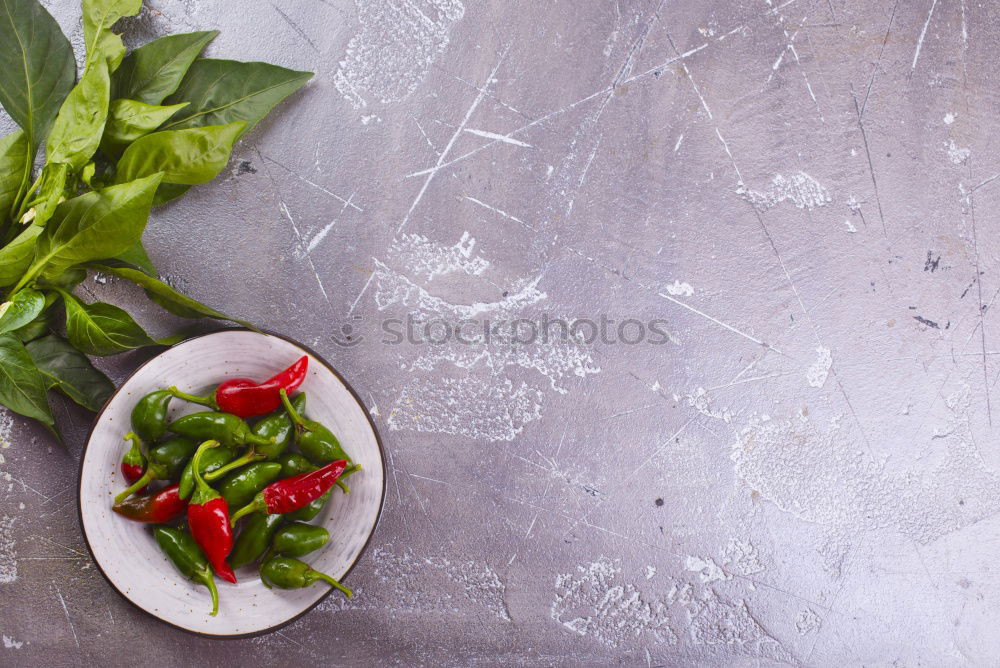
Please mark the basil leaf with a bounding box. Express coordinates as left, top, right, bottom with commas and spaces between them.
42, 267, 87, 290
0, 224, 41, 286
31, 173, 162, 282
162, 59, 312, 136
45, 59, 111, 171
0, 288, 44, 334
110, 241, 156, 275
60, 289, 177, 356
15, 316, 49, 343
90, 263, 255, 329
101, 99, 188, 154
115, 122, 245, 185
113, 31, 218, 105
82, 0, 142, 70
26, 333, 114, 411
27, 162, 68, 229
151, 183, 190, 206
0, 129, 28, 220
0, 332, 54, 426
0, 0, 75, 148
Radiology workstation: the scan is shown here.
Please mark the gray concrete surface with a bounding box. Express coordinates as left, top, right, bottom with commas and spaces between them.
1, 0, 998, 664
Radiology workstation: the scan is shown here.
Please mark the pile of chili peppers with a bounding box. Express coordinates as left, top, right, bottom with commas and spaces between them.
111, 356, 360, 616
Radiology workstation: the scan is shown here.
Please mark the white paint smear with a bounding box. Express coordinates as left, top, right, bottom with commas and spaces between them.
334, 0, 465, 109
663, 280, 695, 297
721, 539, 765, 576
0, 516, 16, 584
676, 387, 734, 423
944, 112, 955, 125
387, 231, 489, 282
2, 635, 22, 649
551, 558, 675, 648
740, 172, 831, 211
551, 558, 793, 660
945, 139, 970, 165
731, 388, 1000, 544
374, 253, 600, 441
806, 346, 832, 388
795, 608, 821, 635
685, 555, 730, 583
388, 376, 543, 441
319, 545, 510, 620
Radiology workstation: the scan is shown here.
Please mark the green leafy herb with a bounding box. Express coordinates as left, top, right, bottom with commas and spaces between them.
26, 334, 114, 411
81, 0, 143, 69
0, 0, 312, 438
0, 289, 45, 334
45, 59, 112, 171
59, 289, 180, 356
101, 99, 189, 153
112, 30, 218, 104
162, 59, 312, 136
116, 123, 246, 185
27, 173, 163, 286
0, 332, 54, 427
0, 0, 76, 149
0, 130, 28, 219
0, 226, 41, 287
90, 264, 255, 328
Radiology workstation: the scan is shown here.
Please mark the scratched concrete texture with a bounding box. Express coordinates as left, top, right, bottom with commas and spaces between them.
2, 0, 999, 664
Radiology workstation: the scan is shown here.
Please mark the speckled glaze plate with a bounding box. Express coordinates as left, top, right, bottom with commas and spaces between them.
78, 329, 385, 637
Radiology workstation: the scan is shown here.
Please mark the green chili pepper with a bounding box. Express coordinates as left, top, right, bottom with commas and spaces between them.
259, 556, 351, 598
271, 522, 329, 557
153, 526, 219, 616
278, 452, 315, 478
251, 393, 306, 460
130, 390, 173, 443
279, 390, 351, 466
167, 411, 275, 449
114, 437, 198, 503
284, 489, 330, 522
219, 462, 282, 509
229, 513, 284, 569
177, 445, 236, 500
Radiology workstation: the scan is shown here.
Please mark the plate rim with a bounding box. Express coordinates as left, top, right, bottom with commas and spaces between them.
76, 327, 387, 639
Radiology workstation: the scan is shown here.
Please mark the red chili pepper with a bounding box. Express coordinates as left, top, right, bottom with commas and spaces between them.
215, 356, 309, 418
112, 484, 186, 523
229, 459, 356, 526
120, 433, 147, 493
186, 441, 237, 584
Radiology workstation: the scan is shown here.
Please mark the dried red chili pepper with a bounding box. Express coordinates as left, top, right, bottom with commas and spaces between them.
112, 484, 187, 524
120, 432, 147, 492
229, 459, 356, 526
187, 440, 237, 584
212, 356, 309, 418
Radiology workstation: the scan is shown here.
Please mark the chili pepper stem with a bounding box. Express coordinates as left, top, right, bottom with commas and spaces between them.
114, 470, 155, 504
279, 389, 307, 429
205, 449, 264, 481
189, 440, 222, 503
168, 386, 218, 409
228, 496, 263, 527
200, 572, 220, 616
123, 432, 143, 453
313, 572, 353, 598
335, 464, 362, 494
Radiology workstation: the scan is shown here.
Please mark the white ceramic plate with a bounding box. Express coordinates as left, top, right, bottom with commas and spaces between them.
79, 330, 385, 636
